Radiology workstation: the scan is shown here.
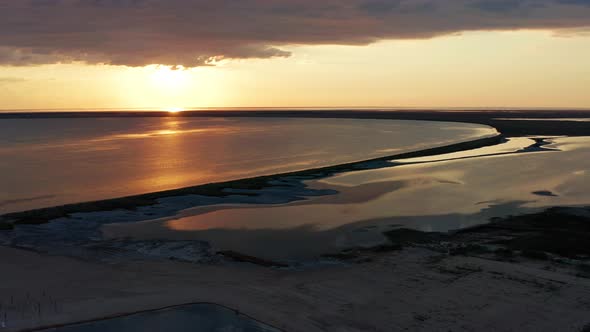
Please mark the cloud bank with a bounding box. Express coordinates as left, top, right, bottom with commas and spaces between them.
1, 0, 590, 67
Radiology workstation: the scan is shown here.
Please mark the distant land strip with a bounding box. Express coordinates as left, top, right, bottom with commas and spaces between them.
2, 109, 590, 136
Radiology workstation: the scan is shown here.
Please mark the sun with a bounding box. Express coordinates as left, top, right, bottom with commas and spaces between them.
150, 65, 189, 91
164, 107, 185, 113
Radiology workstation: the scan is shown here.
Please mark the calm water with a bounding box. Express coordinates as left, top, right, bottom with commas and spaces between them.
0, 117, 495, 213
104, 136, 590, 260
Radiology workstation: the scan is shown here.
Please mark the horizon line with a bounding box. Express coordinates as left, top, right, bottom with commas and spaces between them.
2, 106, 590, 113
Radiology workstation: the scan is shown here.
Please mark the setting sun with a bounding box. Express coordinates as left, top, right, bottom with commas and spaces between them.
164, 107, 185, 113
150, 65, 190, 91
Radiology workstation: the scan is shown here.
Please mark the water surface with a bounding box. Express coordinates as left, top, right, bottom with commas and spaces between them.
0, 117, 495, 213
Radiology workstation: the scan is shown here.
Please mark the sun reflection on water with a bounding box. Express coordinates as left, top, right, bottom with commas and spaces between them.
165, 107, 185, 113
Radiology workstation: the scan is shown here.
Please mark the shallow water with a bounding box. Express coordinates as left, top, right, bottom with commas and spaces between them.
40, 303, 279, 332
103, 137, 590, 261
0, 117, 495, 213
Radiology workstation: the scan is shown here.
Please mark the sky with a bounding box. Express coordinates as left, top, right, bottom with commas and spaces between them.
1, 0, 590, 110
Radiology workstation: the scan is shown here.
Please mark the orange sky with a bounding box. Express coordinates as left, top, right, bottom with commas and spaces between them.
1, 30, 589, 110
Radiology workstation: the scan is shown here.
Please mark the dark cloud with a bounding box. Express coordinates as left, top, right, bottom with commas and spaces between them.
471, 0, 527, 12
556, 0, 590, 6
358, 1, 402, 15
0, 0, 589, 67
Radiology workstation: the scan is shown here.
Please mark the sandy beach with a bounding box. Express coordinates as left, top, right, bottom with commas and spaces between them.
1, 228, 590, 332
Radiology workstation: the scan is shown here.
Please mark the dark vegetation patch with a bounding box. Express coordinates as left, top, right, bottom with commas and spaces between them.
217, 250, 289, 268
532, 190, 558, 197
577, 264, 590, 278
470, 208, 590, 259
419, 207, 590, 261
494, 248, 515, 259
332, 207, 590, 263
509, 234, 590, 258
449, 244, 490, 256
321, 244, 403, 262
0, 221, 14, 230
384, 228, 448, 246
520, 250, 550, 260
